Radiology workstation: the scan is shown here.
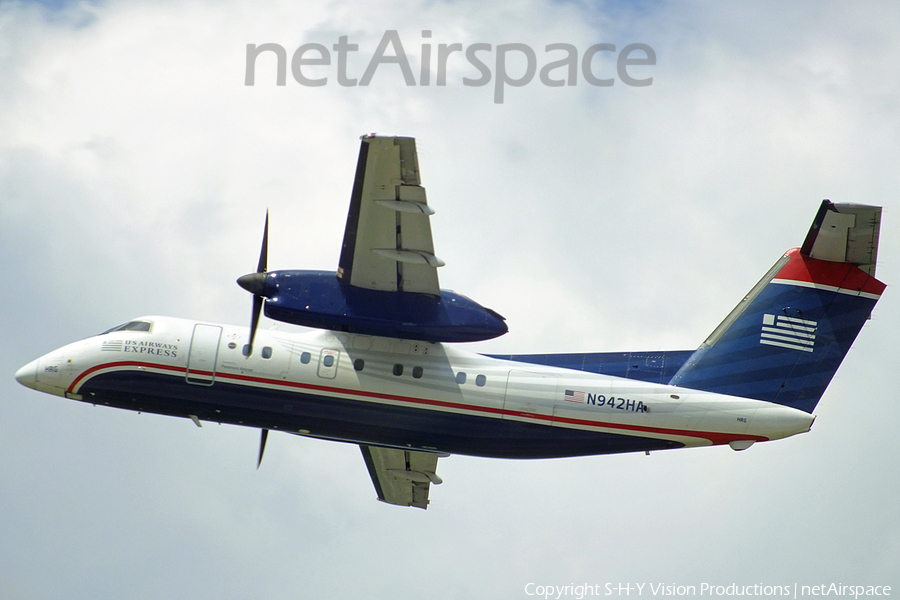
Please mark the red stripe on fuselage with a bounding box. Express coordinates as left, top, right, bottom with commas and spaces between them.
70, 361, 767, 446
68, 361, 185, 392
777, 248, 885, 296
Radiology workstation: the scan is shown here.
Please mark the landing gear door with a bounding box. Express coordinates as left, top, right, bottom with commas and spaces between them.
186, 324, 222, 385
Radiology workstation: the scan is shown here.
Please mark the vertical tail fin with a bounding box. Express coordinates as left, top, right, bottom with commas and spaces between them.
669, 201, 885, 413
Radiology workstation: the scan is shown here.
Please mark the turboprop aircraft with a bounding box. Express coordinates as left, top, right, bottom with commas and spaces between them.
15, 134, 885, 509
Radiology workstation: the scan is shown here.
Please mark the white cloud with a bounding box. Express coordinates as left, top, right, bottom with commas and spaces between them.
1, 0, 898, 598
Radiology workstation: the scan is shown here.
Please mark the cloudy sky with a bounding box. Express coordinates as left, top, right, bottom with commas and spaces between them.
1, 0, 898, 598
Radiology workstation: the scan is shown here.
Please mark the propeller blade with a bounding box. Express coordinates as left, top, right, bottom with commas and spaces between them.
247, 294, 263, 355
239, 211, 269, 357
257, 428, 269, 469
257, 211, 268, 274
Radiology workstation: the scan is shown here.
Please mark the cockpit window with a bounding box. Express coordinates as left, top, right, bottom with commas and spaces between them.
100, 320, 153, 335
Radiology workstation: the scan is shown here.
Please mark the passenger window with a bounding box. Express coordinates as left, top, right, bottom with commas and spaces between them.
413, 366, 423, 379
262, 347, 273, 359
393, 364, 404, 376
456, 372, 467, 384
476, 374, 487, 387
242, 344, 251, 357
323, 355, 335, 368
301, 352, 311, 364
354, 359, 365, 371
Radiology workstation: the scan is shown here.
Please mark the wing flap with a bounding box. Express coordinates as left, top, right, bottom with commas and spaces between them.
360, 445, 443, 509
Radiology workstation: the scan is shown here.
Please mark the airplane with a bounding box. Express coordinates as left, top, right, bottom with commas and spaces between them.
15, 134, 885, 509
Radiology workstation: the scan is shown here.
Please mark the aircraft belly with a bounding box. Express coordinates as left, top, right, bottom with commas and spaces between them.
74, 368, 685, 459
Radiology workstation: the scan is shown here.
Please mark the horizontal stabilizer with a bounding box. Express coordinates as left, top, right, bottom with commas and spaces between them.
487, 351, 694, 384
800, 200, 881, 276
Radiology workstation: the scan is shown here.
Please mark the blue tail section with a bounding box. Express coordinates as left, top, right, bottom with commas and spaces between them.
669, 201, 884, 413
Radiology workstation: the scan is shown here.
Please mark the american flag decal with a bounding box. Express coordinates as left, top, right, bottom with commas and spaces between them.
564, 389, 585, 403
760, 314, 817, 353
101, 341, 124, 352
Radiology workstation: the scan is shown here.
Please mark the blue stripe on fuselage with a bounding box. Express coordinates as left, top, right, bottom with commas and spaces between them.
76, 369, 683, 459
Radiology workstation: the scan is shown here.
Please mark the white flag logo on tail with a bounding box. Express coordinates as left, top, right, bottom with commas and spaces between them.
760, 314, 817, 353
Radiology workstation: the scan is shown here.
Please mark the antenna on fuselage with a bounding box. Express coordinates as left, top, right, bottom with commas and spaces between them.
257, 428, 269, 469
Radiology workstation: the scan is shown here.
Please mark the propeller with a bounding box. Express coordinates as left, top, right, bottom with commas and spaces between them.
257, 428, 269, 469
237, 211, 269, 356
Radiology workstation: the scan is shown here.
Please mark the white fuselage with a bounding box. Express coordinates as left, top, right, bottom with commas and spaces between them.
16, 315, 815, 458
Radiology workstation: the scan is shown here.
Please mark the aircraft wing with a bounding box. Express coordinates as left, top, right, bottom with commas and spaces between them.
337, 135, 443, 296
359, 445, 444, 509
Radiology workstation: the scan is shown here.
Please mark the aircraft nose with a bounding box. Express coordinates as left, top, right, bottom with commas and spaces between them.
15, 359, 38, 390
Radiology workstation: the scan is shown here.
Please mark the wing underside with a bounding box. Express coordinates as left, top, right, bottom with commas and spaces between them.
360, 445, 444, 509
337, 135, 443, 295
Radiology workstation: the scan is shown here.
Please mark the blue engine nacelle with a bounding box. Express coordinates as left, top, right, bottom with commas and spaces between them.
258, 270, 508, 343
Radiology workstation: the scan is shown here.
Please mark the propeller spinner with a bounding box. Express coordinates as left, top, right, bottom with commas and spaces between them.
237, 211, 269, 356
